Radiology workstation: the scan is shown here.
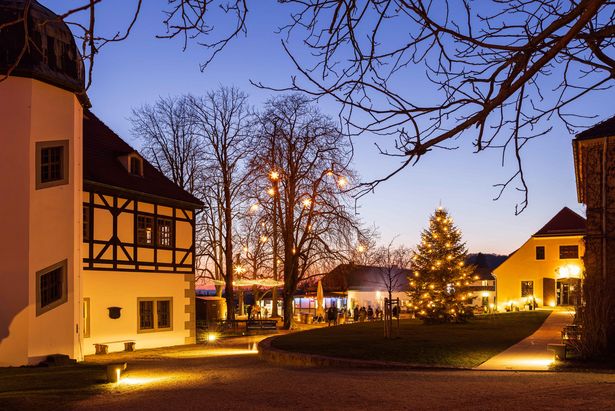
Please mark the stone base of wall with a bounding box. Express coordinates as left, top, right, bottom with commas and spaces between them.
184, 274, 196, 344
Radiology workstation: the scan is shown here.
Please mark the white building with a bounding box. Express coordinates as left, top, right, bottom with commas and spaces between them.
0, 1, 202, 366
321, 264, 412, 311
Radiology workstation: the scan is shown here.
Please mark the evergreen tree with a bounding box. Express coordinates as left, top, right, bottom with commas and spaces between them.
408, 207, 474, 323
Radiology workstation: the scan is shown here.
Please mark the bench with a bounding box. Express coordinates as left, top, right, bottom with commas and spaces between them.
246, 320, 277, 331
547, 343, 567, 360
94, 340, 136, 355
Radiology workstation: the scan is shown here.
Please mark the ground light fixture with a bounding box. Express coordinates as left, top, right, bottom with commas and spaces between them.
207, 332, 218, 343
106, 362, 127, 383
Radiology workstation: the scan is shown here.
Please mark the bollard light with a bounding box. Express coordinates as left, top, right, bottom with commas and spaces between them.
106, 362, 127, 383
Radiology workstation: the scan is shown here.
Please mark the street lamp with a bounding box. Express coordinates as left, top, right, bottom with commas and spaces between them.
337, 176, 348, 188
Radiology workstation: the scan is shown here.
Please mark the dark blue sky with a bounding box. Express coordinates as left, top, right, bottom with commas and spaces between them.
47, 0, 612, 254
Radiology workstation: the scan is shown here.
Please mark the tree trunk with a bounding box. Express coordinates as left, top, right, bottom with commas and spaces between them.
224, 181, 235, 321
282, 253, 299, 329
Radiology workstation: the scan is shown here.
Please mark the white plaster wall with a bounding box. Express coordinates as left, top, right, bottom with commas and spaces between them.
0, 77, 82, 365
27, 79, 83, 363
0, 77, 31, 366
82, 270, 191, 355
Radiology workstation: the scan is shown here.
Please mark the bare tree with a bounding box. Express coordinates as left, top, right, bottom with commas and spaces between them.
190, 87, 254, 321
5, 1, 612, 211
370, 241, 412, 338
266, 0, 615, 213
251, 94, 364, 329
237, 207, 274, 304
131, 95, 202, 193
130, 88, 253, 321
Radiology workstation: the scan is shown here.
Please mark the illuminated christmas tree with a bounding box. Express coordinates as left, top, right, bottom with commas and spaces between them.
408, 207, 474, 323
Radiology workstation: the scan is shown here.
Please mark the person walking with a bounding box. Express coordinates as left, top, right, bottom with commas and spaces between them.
328, 306, 337, 326
247, 304, 253, 321
353, 306, 359, 322
359, 306, 367, 322
367, 305, 374, 321
392, 304, 399, 319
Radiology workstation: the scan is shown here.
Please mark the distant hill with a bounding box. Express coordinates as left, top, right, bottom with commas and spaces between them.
467, 253, 507, 270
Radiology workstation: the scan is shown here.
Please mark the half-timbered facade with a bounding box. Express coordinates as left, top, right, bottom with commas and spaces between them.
0, 1, 201, 366
80, 112, 202, 356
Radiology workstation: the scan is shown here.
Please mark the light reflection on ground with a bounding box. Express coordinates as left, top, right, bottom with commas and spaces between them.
162, 347, 258, 358
118, 376, 168, 386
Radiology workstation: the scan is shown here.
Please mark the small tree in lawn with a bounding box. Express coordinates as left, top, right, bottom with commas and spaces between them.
408, 208, 473, 323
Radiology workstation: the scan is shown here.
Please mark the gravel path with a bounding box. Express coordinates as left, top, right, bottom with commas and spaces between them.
64, 340, 615, 411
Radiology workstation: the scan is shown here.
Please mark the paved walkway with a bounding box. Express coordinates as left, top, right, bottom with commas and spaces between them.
475, 309, 575, 371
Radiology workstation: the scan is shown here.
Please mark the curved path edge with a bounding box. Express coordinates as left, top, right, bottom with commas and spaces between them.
257, 335, 467, 371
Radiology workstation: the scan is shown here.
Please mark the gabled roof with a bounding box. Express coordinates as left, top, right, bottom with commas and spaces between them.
321, 264, 411, 292
533, 207, 585, 237
83, 110, 203, 208
466, 253, 505, 281
575, 115, 615, 141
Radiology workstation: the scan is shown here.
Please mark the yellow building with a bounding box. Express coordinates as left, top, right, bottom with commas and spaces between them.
494, 207, 585, 311
0, 1, 202, 366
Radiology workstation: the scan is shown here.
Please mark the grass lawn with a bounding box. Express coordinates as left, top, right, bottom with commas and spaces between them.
272, 311, 552, 368
0, 364, 106, 410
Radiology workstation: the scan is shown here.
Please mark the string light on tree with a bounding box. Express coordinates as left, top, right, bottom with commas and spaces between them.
407, 207, 474, 323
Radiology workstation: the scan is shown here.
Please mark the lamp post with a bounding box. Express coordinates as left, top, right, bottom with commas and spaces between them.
269, 170, 280, 318
234, 257, 246, 317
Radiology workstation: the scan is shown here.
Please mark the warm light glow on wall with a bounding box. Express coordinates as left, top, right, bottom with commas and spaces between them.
557, 264, 582, 278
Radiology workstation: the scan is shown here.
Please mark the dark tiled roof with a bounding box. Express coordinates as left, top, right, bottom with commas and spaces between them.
321, 264, 411, 292
83, 110, 203, 208
0, 0, 89, 106
576, 115, 615, 141
533, 207, 585, 237
466, 253, 506, 280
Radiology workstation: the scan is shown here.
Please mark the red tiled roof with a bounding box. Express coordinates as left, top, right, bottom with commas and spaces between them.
533, 207, 585, 237
83, 110, 203, 208
576, 115, 615, 141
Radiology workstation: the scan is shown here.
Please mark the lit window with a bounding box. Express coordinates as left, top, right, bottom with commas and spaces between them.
137, 215, 154, 245
521, 281, 534, 297
36, 141, 69, 189
559, 245, 579, 259
536, 246, 545, 260
157, 218, 173, 248
138, 298, 172, 332
36, 260, 68, 316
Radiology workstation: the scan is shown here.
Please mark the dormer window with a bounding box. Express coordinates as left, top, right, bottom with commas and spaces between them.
119, 152, 144, 176
130, 156, 143, 176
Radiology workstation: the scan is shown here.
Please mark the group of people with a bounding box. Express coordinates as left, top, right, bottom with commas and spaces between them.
246, 304, 268, 320
316, 304, 401, 326
352, 304, 400, 322
352, 305, 381, 322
